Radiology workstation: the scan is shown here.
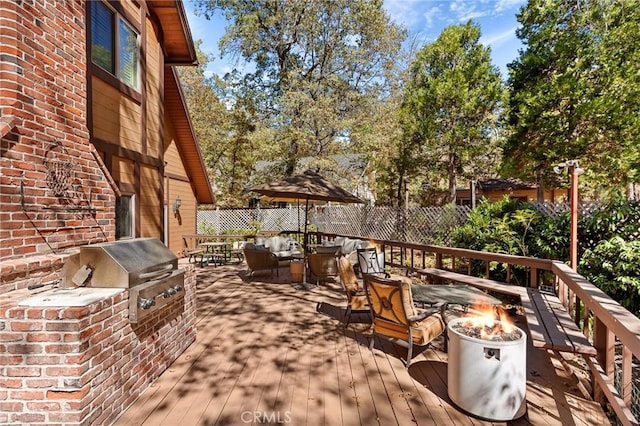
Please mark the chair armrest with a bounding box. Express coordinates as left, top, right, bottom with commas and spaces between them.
408, 306, 440, 322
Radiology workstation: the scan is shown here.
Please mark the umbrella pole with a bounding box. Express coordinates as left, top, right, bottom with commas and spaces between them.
296, 197, 315, 290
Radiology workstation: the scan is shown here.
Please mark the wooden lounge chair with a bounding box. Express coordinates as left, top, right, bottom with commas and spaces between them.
337, 256, 370, 327
364, 273, 445, 367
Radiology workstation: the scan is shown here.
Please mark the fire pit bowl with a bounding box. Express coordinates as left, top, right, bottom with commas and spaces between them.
447, 317, 527, 421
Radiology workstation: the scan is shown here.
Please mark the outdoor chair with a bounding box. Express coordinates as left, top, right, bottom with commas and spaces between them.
364, 273, 445, 368
306, 252, 339, 285
243, 242, 280, 277
337, 256, 370, 327
182, 236, 204, 263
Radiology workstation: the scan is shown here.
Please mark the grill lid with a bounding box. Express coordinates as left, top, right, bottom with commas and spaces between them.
78, 238, 178, 288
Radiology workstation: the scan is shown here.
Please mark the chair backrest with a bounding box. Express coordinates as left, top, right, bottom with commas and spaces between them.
307, 252, 338, 277
364, 273, 417, 326
357, 247, 384, 274
337, 256, 359, 296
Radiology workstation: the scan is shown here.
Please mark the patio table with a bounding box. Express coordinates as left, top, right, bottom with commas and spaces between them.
198, 242, 230, 266
411, 283, 502, 312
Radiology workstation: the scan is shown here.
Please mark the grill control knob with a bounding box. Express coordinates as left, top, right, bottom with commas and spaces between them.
138, 298, 156, 310
171, 285, 183, 293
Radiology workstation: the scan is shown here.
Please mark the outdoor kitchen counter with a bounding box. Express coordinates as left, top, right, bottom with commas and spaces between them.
18, 287, 124, 307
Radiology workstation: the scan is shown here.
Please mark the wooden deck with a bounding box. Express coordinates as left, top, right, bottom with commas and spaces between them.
115, 263, 611, 426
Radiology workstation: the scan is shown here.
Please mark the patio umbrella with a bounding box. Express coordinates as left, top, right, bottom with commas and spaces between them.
249, 170, 364, 289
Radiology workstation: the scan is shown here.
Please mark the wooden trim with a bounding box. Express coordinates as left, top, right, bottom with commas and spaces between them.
119, 182, 136, 194
134, 161, 140, 237
166, 172, 190, 183
140, 2, 147, 154
91, 138, 163, 168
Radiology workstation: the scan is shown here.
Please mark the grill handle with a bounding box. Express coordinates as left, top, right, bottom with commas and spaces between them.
139, 264, 174, 282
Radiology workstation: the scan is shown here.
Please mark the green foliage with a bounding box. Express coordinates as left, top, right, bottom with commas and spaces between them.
505, 0, 640, 194
452, 196, 556, 258
453, 196, 640, 315
578, 199, 640, 315
400, 22, 505, 203
580, 237, 640, 317
195, 0, 406, 179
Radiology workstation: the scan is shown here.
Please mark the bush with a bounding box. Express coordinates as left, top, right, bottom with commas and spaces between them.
578, 198, 640, 316
452, 195, 640, 316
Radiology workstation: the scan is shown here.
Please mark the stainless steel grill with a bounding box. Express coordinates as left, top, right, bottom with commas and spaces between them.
64, 238, 185, 323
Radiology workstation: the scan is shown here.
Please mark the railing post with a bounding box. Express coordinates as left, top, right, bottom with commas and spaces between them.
593, 316, 615, 403
530, 267, 538, 289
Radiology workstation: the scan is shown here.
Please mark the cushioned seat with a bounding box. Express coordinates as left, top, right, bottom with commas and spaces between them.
364, 273, 445, 367
243, 242, 280, 277
337, 256, 370, 327
307, 252, 338, 285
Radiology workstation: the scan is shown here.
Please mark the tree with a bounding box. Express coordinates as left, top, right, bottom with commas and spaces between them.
177, 42, 262, 207
505, 0, 640, 197
195, 0, 406, 178
400, 22, 504, 204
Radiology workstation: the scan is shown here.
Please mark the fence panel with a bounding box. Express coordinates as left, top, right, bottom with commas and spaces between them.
197, 201, 609, 242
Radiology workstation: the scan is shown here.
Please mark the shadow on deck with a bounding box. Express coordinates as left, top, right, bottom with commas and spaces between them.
115, 263, 611, 426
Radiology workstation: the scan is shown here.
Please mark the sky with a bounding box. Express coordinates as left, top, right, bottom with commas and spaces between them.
183, 0, 527, 80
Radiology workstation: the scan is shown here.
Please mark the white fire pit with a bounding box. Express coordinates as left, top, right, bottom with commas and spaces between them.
447, 317, 527, 421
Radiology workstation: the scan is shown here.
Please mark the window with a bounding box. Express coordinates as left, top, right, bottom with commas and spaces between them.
116, 195, 134, 239
91, 2, 139, 90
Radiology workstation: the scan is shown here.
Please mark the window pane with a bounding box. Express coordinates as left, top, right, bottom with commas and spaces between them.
119, 19, 139, 89
116, 195, 133, 239
91, 2, 114, 73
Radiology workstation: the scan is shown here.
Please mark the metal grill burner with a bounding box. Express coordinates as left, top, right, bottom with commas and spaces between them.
66, 238, 184, 323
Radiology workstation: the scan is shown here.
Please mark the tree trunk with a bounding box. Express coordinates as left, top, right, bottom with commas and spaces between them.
536, 171, 545, 202
448, 153, 457, 204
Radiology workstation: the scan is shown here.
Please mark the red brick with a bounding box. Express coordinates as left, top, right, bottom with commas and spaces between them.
0, 378, 22, 388
26, 401, 61, 411
24, 378, 58, 388
9, 389, 45, 400
11, 413, 46, 423
0, 402, 23, 412
6, 366, 41, 377
63, 306, 90, 319
10, 320, 43, 332
46, 386, 89, 400
26, 332, 61, 342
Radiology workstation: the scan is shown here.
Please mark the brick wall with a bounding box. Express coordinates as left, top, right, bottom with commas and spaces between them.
0, 262, 197, 425
0, 0, 116, 263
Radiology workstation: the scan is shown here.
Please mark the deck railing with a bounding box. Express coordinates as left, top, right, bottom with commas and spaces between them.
311, 231, 639, 425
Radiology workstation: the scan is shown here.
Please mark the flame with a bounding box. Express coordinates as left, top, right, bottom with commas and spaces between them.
461, 304, 514, 340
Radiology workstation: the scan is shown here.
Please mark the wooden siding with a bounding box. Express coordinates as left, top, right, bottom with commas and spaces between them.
168, 179, 197, 255
140, 163, 162, 238
456, 188, 568, 203
165, 118, 197, 255
122, 0, 141, 23
146, 16, 163, 159
112, 155, 135, 185
92, 77, 143, 152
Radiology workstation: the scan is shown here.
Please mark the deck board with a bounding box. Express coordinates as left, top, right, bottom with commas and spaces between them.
115, 263, 612, 426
